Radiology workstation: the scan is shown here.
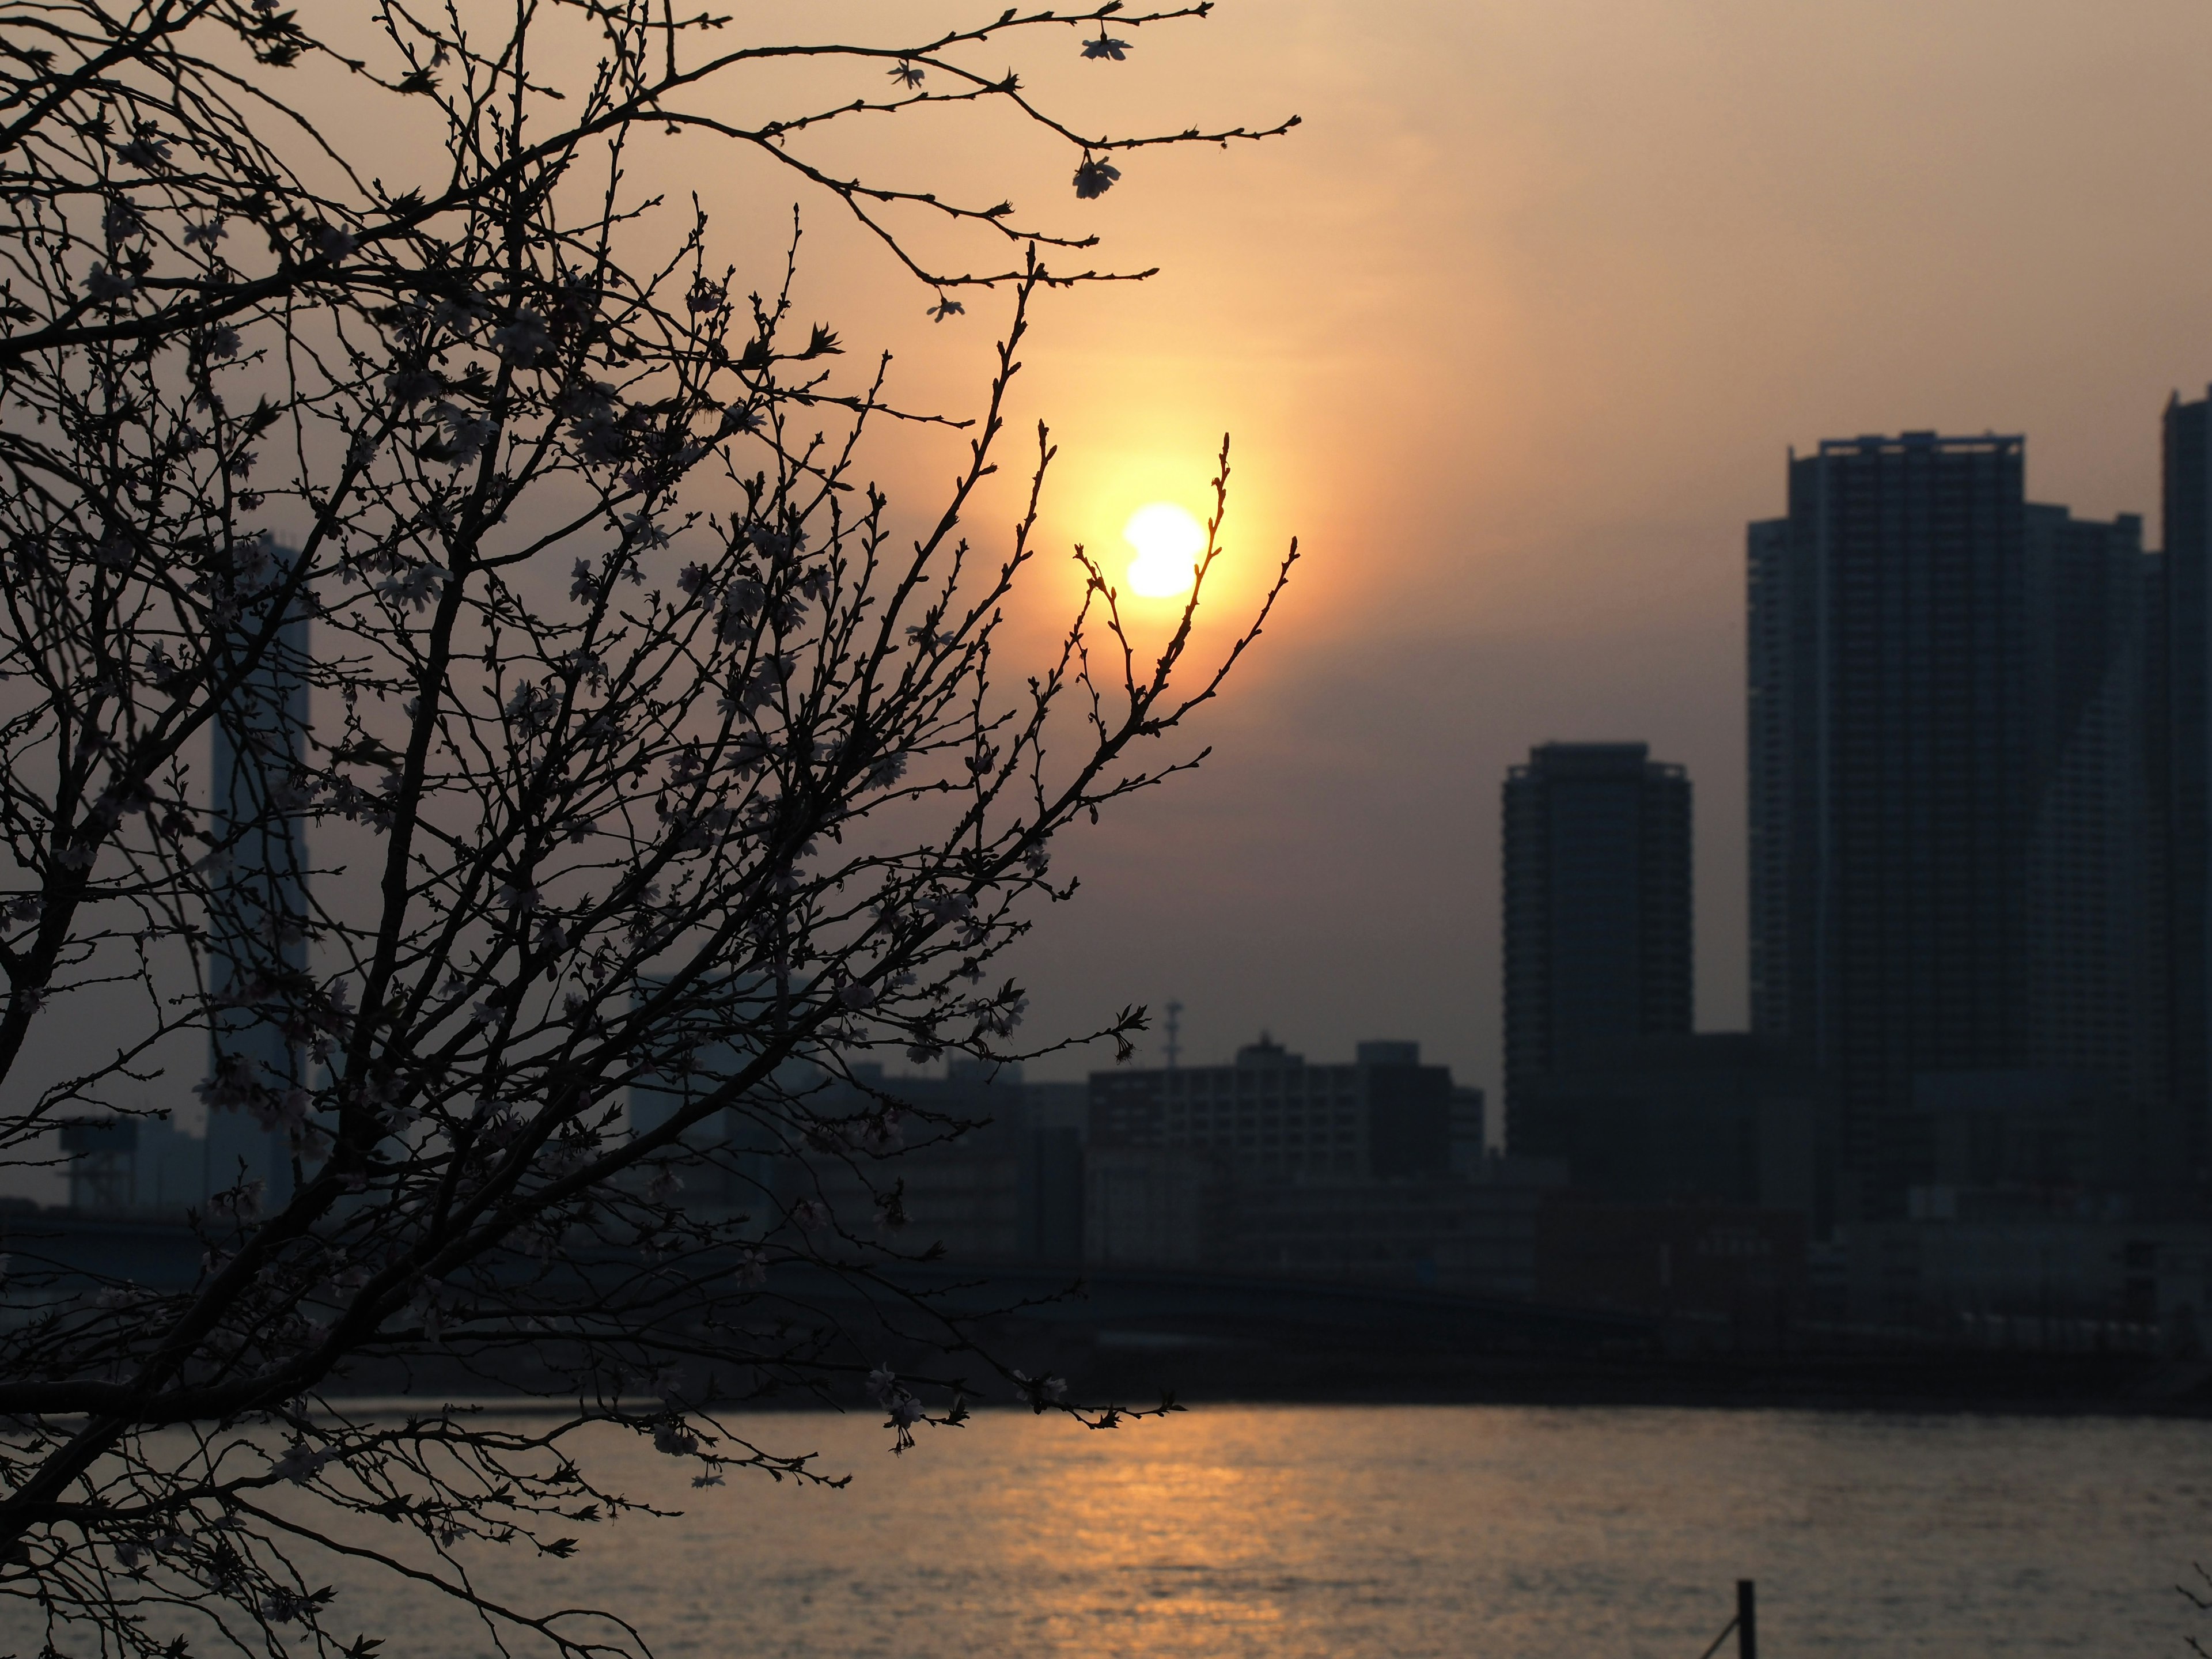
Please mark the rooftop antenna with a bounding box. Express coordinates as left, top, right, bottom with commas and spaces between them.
1164, 998, 1183, 1070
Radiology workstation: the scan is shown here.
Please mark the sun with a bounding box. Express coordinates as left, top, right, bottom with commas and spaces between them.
1122, 502, 1207, 599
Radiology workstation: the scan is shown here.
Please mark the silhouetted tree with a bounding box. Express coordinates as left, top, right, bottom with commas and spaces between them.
0, 2, 1295, 1653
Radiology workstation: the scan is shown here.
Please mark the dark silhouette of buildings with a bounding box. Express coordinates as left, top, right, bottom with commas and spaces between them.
2161, 391, 2212, 1202
60, 1114, 206, 1214
1534, 1199, 1808, 1320
620, 1031, 1524, 1288
1090, 1035, 1455, 1182
204, 554, 312, 1209
1084, 1037, 1539, 1291
1510, 1033, 1821, 1218
632, 1048, 1088, 1263
1748, 432, 2160, 1223
58, 554, 313, 1218
1501, 742, 1691, 1143
801, 1060, 1085, 1262
1491, 411, 2212, 1327
2025, 501, 2165, 1194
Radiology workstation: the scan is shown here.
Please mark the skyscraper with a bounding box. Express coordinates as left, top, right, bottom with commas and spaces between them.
2157, 389, 2212, 1203
2024, 502, 2161, 1164
1501, 741, 1691, 1143
1749, 433, 2155, 1221
204, 560, 310, 1209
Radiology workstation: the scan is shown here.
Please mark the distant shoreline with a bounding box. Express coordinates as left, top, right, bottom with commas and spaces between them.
291, 1350, 2212, 1422
1078, 1355, 2212, 1420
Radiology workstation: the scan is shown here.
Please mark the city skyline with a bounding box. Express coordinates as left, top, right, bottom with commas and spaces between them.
13, 9, 2212, 1656
1008, 395, 2212, 1105
944, 1, 2212, 1107
19, 4, 2212, 1134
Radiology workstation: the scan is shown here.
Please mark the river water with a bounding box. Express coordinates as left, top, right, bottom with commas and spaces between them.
357, 1403, 2212, 1658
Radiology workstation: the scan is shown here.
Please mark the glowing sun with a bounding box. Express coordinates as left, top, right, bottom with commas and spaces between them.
1122, 502, 1206, 599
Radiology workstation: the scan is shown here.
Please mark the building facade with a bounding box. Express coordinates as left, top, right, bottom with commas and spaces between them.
1080, 1038, 1546, 1289
634, 1052, 1087, 1263
1089, 1036, 1455, 1182
1501, 742, 1692, 1141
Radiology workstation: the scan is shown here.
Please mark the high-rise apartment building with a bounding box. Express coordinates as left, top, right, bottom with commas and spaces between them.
1501, 742, 1691, 1141
2024, 502, 2162, 1153
2158, 390, 2212, 1200
1748, 433, 2156, 1220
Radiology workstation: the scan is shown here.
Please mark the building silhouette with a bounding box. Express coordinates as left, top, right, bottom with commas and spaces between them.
2161, 389, 2212, 1204
1501, 742, 1691, 1142
1084, 1036, 1537, 1289
1510, 1032, 1821, 1219
1090, 1035, 1456, 1182
204, 560, 311, 1209
1748, 433, 2158, 1221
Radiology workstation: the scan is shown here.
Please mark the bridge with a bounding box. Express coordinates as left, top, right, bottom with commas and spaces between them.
0, 1209, 1653, 1397
10, 1210, 2199, 1414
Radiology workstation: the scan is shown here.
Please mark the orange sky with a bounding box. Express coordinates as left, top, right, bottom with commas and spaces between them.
247, 2, 2212, 1105
671, 0, 2212, 1099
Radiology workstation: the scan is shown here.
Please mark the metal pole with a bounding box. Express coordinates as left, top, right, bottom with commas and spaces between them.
1736, 1580, 1757, 1659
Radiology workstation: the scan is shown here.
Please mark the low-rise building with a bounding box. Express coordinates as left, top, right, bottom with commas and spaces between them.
1081, 1037, 1554, 1293
1089, 1035, 1453, 1180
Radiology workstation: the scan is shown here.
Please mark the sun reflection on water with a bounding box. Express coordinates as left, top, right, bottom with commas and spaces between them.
38, 1406, 2212, 1659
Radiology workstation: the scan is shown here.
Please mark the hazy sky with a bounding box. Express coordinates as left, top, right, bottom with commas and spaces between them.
790, 0, 2212, 1102
38, 1, 2212, 1154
